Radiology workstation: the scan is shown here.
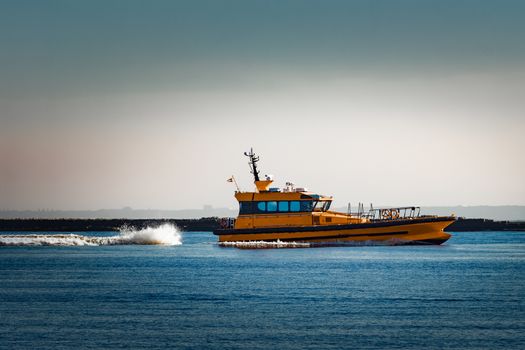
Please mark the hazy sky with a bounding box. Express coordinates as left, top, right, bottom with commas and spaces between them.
1, 0, 524, 210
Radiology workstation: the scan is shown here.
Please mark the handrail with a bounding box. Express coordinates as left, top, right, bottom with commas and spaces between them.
349, 206, 421, 221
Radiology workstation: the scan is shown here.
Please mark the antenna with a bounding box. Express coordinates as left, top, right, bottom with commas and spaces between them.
244, 148, 261, 182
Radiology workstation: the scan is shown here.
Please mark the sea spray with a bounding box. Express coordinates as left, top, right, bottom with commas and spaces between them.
0, 223, 182, 246
117, 223, 182, 245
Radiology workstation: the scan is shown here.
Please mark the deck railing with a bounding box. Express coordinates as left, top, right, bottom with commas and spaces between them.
348, 203, 421, 221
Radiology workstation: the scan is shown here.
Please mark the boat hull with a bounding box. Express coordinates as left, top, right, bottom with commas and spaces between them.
214, 216, 455, 245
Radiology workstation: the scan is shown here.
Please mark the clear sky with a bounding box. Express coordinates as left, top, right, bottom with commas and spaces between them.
1, 0, 524, 210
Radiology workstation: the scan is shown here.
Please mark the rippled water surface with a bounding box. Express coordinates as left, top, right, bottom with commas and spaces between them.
1, 231, 524, 349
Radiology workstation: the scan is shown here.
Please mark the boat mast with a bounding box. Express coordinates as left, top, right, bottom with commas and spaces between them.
244, 148, 260, 182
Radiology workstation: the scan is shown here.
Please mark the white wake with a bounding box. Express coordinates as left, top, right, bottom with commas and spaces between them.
219, 240, 311, 249
0, 223, 182, 247
219, 238, 412, 249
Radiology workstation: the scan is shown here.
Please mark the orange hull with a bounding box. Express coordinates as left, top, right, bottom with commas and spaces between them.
215, 217, 454, 245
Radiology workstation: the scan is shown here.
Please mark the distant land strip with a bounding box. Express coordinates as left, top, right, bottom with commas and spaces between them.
0, 218, 524, 232
1, 206, 525, 221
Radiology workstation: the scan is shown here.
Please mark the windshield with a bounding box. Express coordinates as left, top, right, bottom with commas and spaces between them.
313, 201, 331, 212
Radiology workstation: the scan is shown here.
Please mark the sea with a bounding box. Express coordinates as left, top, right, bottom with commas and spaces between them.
1, 226, 524, 349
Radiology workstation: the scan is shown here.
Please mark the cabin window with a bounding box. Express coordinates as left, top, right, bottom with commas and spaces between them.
242, 200, 314, 214
257, 202, 266, 212
300, 201, 313, 212
239, 202, 254, 214
278, 201, 289, 212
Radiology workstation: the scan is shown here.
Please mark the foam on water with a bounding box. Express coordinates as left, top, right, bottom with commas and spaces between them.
219, 240, 311, 249
219, 238, 412, 249
0, 223, 182, 246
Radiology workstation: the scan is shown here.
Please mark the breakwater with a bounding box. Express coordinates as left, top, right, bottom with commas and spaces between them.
0, 218, 220, 232
0, 217, 524, 232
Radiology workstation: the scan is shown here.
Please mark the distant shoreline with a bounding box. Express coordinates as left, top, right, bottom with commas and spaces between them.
0, 217, 523, 232
2, 206, 525, 222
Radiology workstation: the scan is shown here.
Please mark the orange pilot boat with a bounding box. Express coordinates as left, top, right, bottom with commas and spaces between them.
214, 149, 455, 245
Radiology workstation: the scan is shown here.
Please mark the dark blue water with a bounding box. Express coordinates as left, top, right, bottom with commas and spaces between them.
1, 231, 524, 349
